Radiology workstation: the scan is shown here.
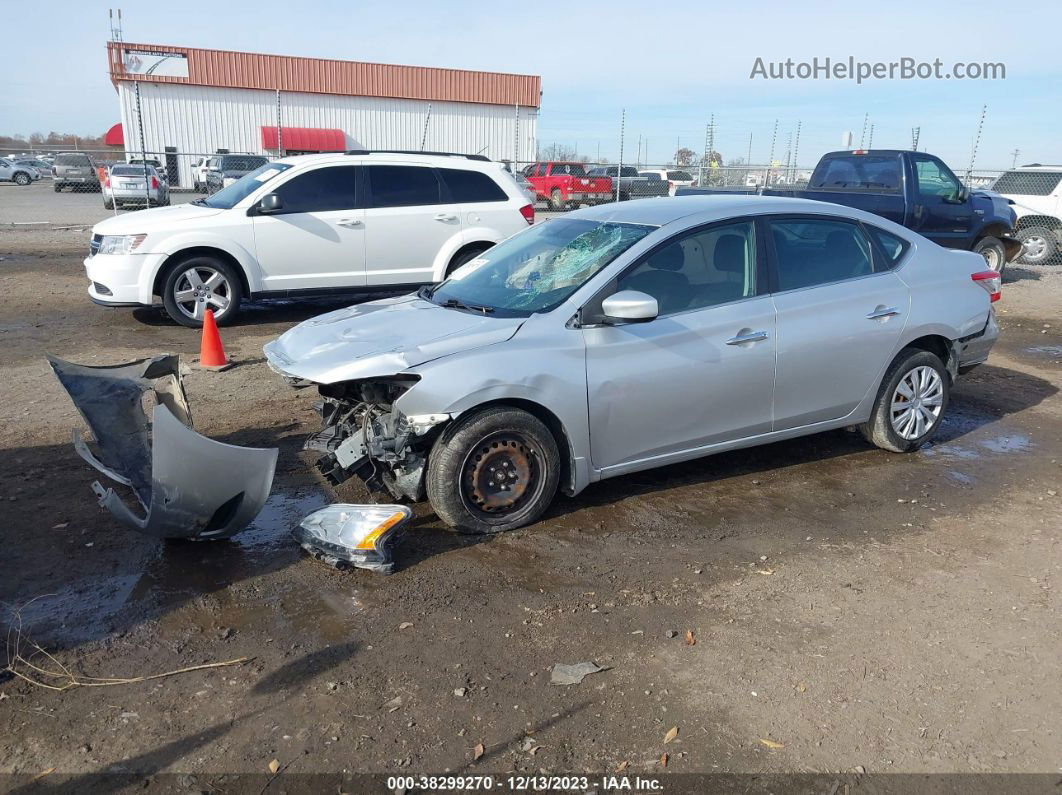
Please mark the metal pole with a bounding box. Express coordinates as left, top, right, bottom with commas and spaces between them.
134, 80, 150, 208
701, 118, 710, 187
867, 123, 875, 150
276, 89, 283, 157
514, 104, 520, 165
859, 112, 869, 148
616, 108, 625, 202
707, 114, 715, 184
420, 103, 432, 151
792, 120, 801, 182
767, 119, 778, 188
966, 104, 987, 185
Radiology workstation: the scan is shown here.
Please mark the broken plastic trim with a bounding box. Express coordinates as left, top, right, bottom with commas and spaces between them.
48, 354, 278, 540
293, 504, 413, 574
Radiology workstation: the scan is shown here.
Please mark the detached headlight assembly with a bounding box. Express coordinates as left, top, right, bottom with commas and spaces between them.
293, 504, 413, 574
97, 234, 147, 255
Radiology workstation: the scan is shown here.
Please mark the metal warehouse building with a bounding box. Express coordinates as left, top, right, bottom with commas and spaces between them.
105, 41, 540, 189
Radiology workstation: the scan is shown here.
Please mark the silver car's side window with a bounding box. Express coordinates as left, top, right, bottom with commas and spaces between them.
769, 218, 874, 292
616, 221, 757, 317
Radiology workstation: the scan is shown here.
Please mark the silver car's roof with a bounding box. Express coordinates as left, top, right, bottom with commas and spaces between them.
565, 194, 890, 229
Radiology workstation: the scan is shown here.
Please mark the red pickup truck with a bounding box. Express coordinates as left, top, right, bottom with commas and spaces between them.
522, 161, 613, 209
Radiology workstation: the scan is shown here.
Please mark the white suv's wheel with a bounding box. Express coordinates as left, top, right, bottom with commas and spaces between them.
13, 172, 31, 186
1017, 226, 1058, 265
161, 256, 243, 328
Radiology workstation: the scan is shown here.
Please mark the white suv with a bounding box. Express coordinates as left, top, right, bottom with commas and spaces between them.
85, 151, 535, 327
991, 166, 1062, 265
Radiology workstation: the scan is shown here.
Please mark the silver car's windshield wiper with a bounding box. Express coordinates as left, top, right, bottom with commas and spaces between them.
440, 297, 494, 314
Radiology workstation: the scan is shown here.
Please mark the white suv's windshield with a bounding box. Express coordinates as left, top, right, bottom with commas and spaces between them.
197, 163, 292, 209
426, 218, 654, 317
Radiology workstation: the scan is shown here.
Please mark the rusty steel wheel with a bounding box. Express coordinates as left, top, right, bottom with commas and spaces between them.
427, 407, 561, 534
464, 434, 538, 514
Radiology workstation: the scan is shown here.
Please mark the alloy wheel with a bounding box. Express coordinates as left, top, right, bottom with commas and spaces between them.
890, 365, 944, 440
1022, 235, 1048, 262
172, 266, 232, 322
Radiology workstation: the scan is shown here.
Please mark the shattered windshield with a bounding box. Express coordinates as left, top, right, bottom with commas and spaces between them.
429, 218, 654, 316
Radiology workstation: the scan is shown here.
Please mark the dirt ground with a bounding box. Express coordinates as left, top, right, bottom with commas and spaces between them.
1, 183, 1060, 790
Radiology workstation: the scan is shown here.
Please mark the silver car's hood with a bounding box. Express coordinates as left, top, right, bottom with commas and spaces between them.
265, 294, 525, 384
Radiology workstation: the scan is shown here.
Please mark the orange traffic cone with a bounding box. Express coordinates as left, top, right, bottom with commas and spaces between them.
198, 308, 232, 371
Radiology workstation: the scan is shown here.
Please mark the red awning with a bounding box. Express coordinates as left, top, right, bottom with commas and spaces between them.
103, 123, 124, 146
261, 126, 345, 152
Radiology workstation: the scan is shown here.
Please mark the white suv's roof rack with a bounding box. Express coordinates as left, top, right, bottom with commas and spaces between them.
344, 149, 491, 162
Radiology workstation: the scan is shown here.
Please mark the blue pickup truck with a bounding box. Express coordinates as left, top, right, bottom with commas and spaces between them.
678, 150, 1020, 272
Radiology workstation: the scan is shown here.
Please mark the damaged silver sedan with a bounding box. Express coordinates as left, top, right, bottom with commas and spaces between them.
265, 196, 1000, 534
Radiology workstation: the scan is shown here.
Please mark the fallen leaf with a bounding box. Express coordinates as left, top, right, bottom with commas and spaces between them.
797, 683, 807, 693
31, 768, 55, 781
473, 743, 485, 761
529, 745, 540, 756
659, 752, 669, 767
398, 622, 413, 630
756, 568, 775, 576
268, 759, 281, 774
759, 738, 784, 750
664, 726, 679, 744
615, 760, 629, 772
684, 630, 696, 646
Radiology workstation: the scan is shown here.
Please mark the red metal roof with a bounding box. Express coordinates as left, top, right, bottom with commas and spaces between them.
103, 122, 124, 146
107, 42, 541, 108
261, 126, 345, 152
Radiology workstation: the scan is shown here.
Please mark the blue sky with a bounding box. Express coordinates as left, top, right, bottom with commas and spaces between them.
2, 0, 1059, 167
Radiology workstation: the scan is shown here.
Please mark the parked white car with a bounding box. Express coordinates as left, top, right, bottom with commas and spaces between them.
84, 151, 536, 327
991, 166, 1062, 264
191, 156, 211, 192
103, 163, 170, 210
0, 158, 39, 186
639, 169, 696, 196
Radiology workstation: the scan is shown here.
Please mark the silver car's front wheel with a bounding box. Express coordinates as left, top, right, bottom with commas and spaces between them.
861, 349, 950, 453
890, 365, 944, 440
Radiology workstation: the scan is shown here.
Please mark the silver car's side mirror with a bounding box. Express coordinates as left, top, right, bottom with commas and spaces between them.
601, 290, 658, 324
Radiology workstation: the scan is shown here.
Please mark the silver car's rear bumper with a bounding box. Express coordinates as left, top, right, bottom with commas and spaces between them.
956, 310, 998, 372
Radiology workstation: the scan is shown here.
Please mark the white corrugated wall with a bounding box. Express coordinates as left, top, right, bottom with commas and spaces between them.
118, 82, 538, 188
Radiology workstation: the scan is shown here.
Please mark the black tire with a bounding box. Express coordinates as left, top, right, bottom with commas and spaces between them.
13, 172, 31, 186
973, 236, 1007, 274
445, 244, 492, 277
160, 254, 244, 328
1016, 226, 1058, 266
54, 183, 62, 192
860, 349, 950, 453
549, 189, 565, 211
426, 406, 561, 534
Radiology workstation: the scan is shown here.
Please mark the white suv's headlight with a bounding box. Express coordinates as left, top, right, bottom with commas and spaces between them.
97, 234, 147, 255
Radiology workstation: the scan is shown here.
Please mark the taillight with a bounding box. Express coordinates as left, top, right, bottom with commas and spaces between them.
519, 203, 534, 225
150, 176, 159, 189
668, 181, 675, 190
971, 270, 1001, 302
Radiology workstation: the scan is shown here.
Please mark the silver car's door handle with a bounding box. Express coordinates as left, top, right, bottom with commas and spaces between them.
726, 330, 769, 345
434, 213, 458, 221
866, 306, 900, 320
335, 218, 363, 227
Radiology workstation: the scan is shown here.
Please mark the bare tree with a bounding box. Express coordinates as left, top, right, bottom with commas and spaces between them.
674, 147, 696, 167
